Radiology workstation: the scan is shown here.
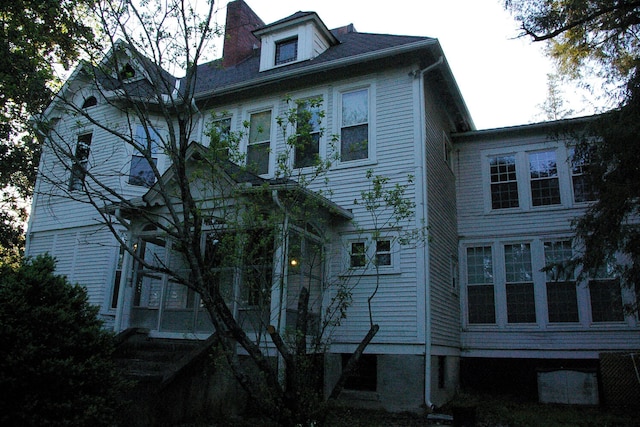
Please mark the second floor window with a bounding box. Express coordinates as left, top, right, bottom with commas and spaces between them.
69, 132, 92, 191
340, 88, 369, 162
129, 125, 161, 187
294, 101, 321, 168
529, 151, 560, 206
248, 110, 272, 175
489, 155, 519, 209
571, 148, 597, 203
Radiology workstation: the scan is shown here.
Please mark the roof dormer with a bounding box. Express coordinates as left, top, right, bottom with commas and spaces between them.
253, 11, 339, 72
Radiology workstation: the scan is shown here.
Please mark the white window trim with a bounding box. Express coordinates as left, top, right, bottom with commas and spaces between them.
341, 232, 400, 276
286, 92, 328, 172
333, 82, 377, 169
242, 104, 276, 177
260, 27, 309, 71
127, 123, 166, 188
481, 143, 575, 214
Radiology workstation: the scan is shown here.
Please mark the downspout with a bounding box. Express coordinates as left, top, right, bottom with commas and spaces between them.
412, 55, 443, 410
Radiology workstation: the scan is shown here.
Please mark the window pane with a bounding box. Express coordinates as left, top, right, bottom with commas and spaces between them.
295, 102, 321, 168
466, 246, 493, 284
210, 117, 231, 157
248, 111, 271, 174
504, 243, 532, 283
275, 38, 298, 65
506, 283, 536, 323
571, 149, 597, 203
350, 242, 366, 268
468, 285, 496, 324
341, 124, 368, 161
342, 89, 368, 126
129, 155, 158, 187
490, 155, 519, 209
590, 279, 624, 322
544, 240, 574, 281
375, 240, 391, 266
530, 151, 560, 206
547, 281, 579, 322
69, 133, 93, 191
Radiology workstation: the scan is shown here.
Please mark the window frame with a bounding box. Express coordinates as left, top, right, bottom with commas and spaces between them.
275, 36, 298, 66
528, 150, 561, 207
464, 245, 497, 325
128, 124, 163, 188
335, 83, 376, 167
208, 115, 233, 159
68, 131, 93, 191
244, 107, 274, 176
293, 98, 323, 169
543, 239, 579, 323
503, 242, 537, 324
343, 233, 399, 275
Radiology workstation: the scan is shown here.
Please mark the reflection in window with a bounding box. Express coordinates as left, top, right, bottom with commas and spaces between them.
544, 240, 578, 323
294, 101, 321, 168
69, 133, 92, 191
248, 110, 271, 174
466, 246, 496, 324
529, 151, 560, 206
340, 88, 368, 161
571, 148, 597, 203
275, 37, 298, 65
129, 125, 161, 187
489, 155, 518, 209
504, 243, 536, 323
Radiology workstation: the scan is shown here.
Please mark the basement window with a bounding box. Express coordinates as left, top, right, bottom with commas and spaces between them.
342, 353, 377, 392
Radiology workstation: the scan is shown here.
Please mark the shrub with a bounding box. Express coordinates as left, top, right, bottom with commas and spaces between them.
0, 255, 127, 426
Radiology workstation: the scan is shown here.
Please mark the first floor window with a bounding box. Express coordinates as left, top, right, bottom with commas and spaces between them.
340, 88, 369, 161
590, 279, 624, 322
348, 237, 395, 270
504, 243, 536, 323
375, 239, 391, 266
466, 246, 496, 324
350, 241, 366, 268
69, 133, 92, 191
248, 110, 271, 174
544, 240, 578, 322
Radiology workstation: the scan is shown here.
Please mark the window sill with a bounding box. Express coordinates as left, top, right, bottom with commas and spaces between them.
339, 267, 400, 277
333, 158, 377, 170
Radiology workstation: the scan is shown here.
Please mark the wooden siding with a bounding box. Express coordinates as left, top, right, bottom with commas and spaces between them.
423, 82, 461, 349
454, 129, 640, 358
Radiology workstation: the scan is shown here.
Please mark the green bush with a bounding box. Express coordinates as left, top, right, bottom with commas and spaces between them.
0, 255, 127, 426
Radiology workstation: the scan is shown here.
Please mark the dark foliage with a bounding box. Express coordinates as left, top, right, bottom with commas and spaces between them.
0, 255, 127, 426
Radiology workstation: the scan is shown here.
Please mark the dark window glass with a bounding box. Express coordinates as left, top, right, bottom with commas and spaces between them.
489, 155, 519, 209
275, 38, 298, 65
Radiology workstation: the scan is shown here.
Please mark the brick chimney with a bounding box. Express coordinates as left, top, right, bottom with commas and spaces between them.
222, 0, 264, 68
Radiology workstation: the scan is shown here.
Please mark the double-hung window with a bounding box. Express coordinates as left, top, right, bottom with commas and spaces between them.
294, 101, 321, 168
529, 151, 560, 206
466, 246, 496, 324
210, 117, 232, 159
589, 260, 624, 322
544, 240, 578, 323
248, 110, 272, 175
504, 243, 536, 323
570, 148, 597, 203
489, 155, 518, 209
340, 88, 369, 162
129, 125, 161, 187
348, 237, 395, 271
69, 133, 92, 191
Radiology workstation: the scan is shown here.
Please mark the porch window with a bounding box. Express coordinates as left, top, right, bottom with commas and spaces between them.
504, 243, 536, 323
69, 132, 92, 191
489, 155, 518, 209
466, 246, 496, 324
248, 110, 272, 175
529, 151, 560, 206
340, 88, 369, 161
294, 100, 321, 168
544, 240, 578, 323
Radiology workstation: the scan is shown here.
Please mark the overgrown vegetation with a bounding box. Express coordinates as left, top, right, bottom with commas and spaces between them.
0, 255, 128, 426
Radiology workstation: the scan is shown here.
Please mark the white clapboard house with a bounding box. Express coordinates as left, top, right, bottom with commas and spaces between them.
26, 0, 640, 411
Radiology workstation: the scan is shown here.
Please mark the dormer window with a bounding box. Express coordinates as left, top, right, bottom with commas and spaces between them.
118, 63, 136, 80
275, 37, 298, 65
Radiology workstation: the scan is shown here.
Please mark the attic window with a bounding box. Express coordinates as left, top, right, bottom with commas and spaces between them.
275, 37, 298, 65
118, 63, 136, 80
82, 96, 97, 109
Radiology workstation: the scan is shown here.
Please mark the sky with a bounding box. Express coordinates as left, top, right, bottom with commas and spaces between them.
211, 0, 597, 130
